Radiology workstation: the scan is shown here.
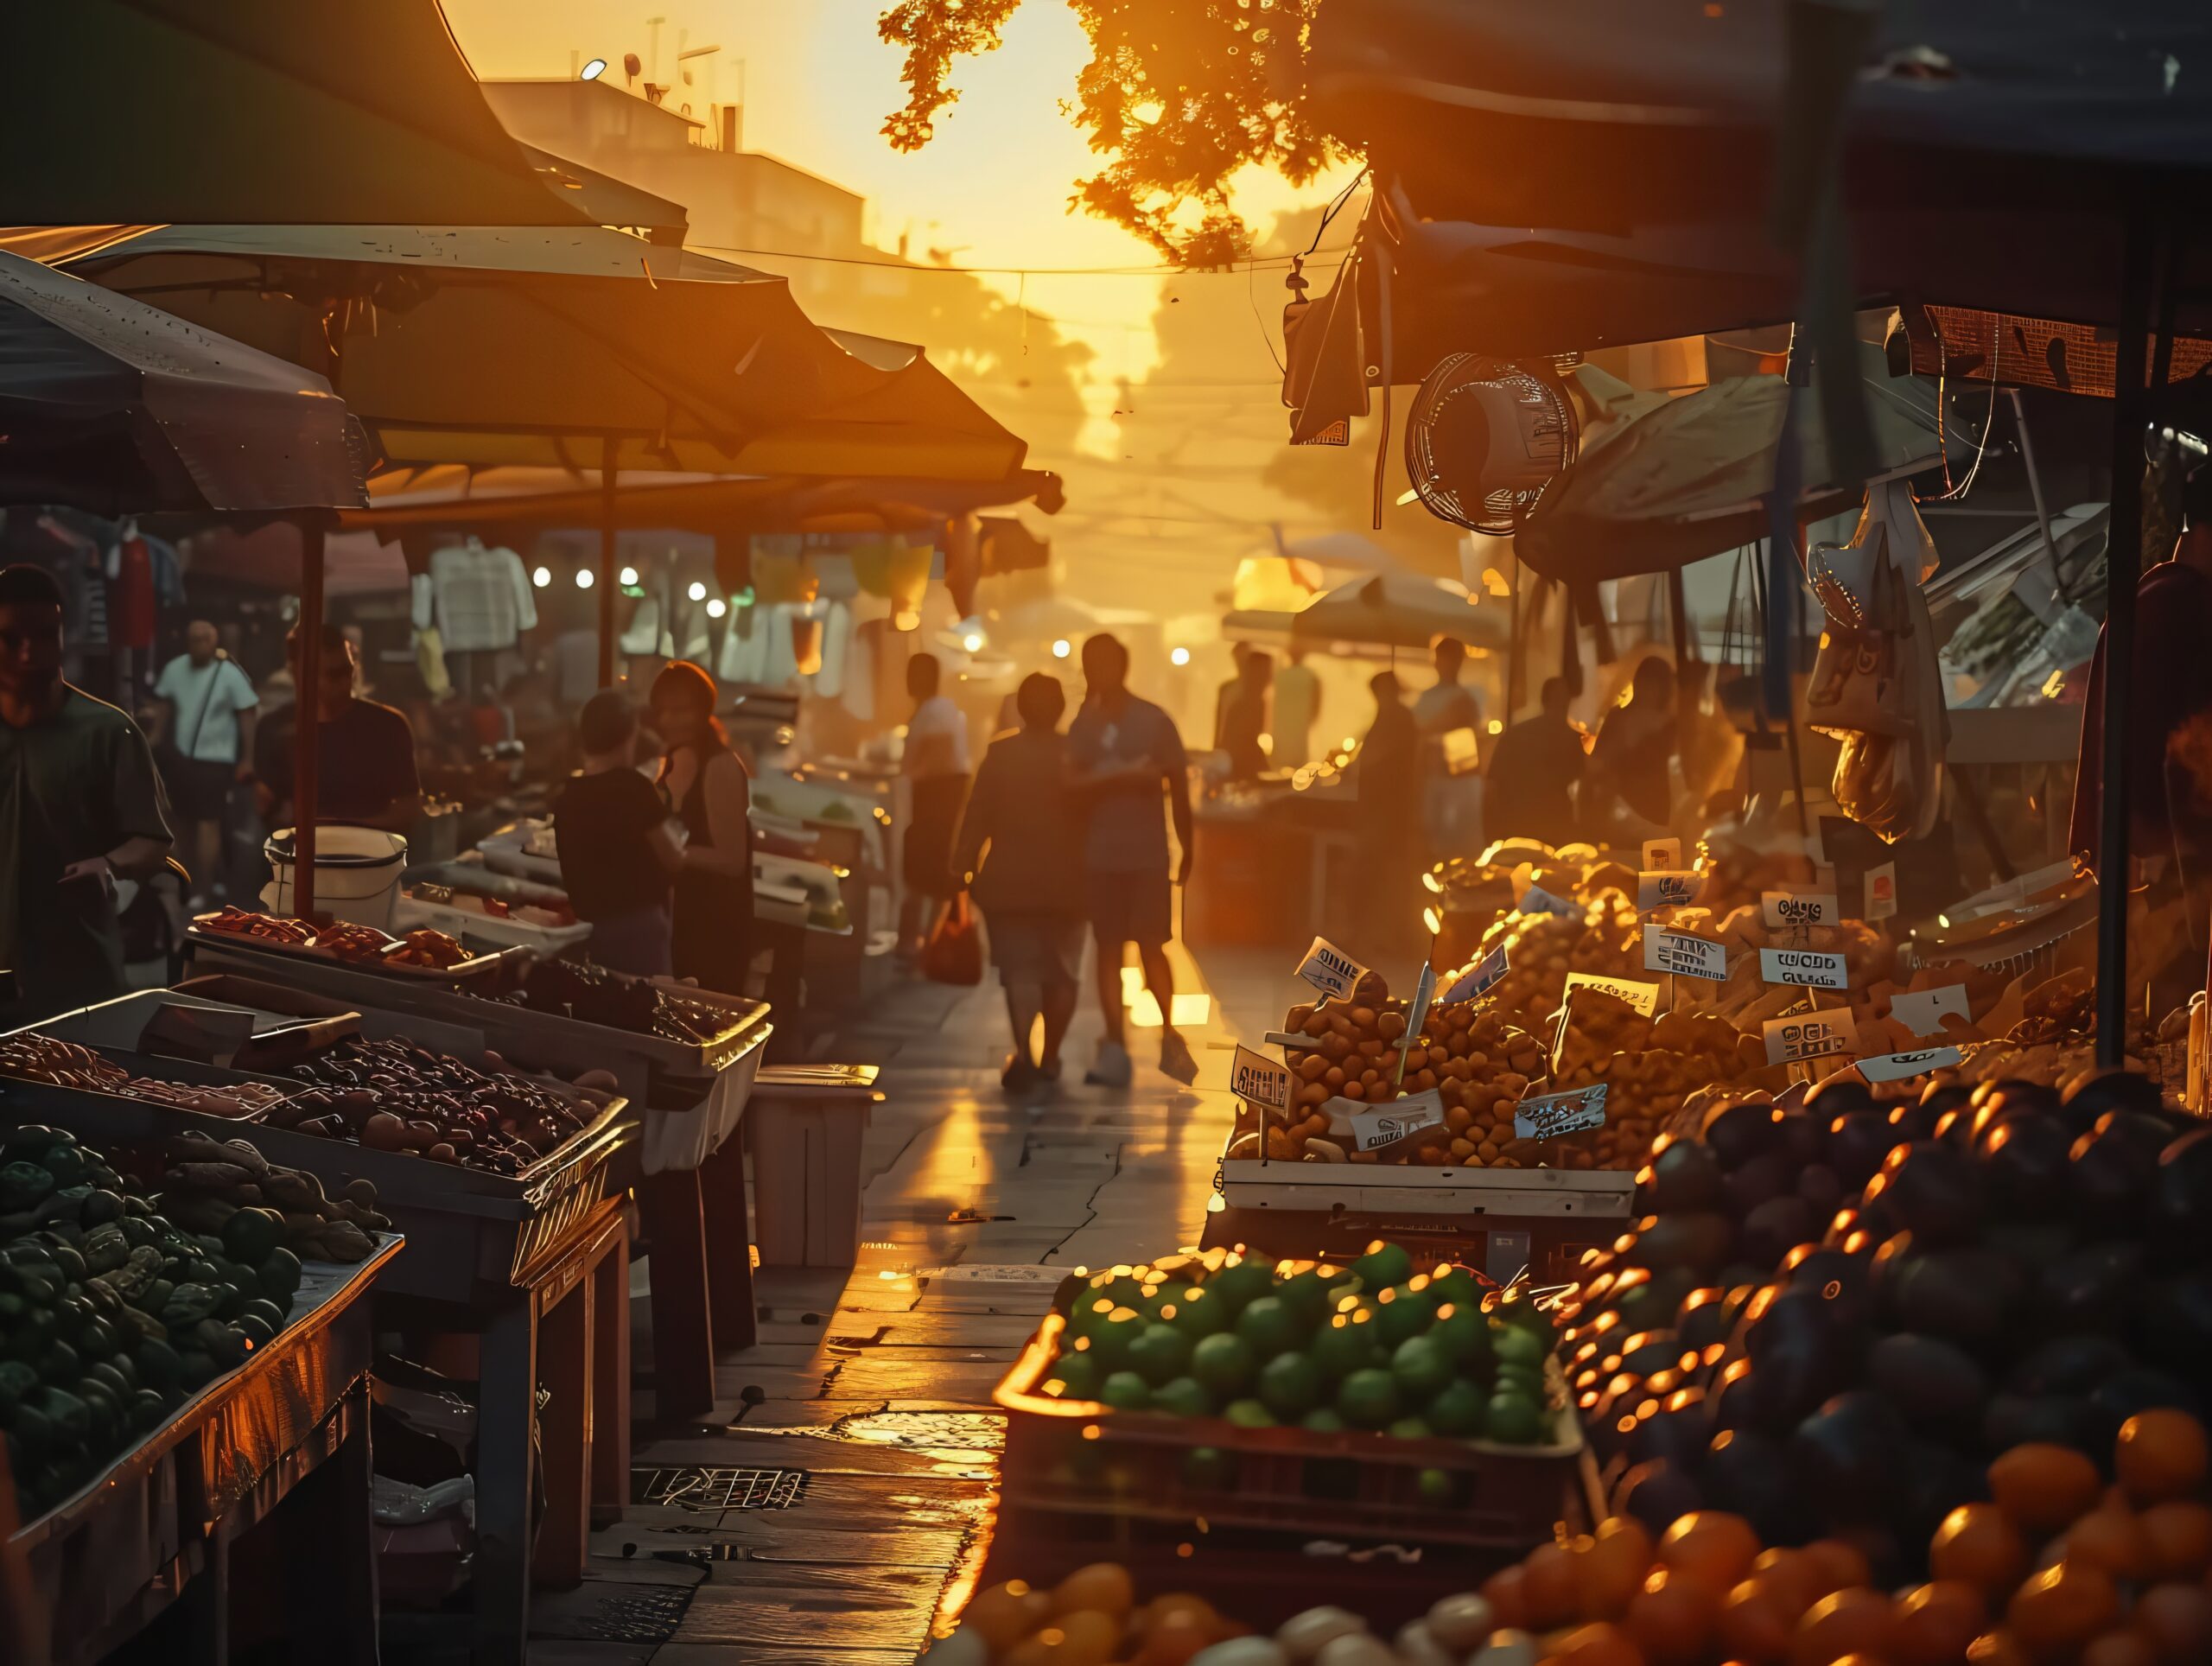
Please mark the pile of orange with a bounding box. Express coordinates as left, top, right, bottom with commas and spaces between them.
931, 1563, 1250, 1665
1466, 1409, 2212, 1665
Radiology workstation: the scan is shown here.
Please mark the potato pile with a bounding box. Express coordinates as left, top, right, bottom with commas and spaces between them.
1547, 993, 1775, 1169
1452, 900, 1644, 1037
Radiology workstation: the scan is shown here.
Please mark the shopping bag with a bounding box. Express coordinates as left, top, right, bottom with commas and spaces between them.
921, 893, 983, 986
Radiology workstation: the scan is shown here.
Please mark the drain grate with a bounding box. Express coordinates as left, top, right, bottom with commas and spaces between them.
632, 1466, 807, 1511
574, 1584, 693, 1644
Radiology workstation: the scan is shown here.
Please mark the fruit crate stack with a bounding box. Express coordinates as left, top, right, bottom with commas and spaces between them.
992, 1244, 1584, 1562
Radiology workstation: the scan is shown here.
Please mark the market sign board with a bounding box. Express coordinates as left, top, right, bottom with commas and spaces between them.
1325, 1088, 1447, 1154
1764, 1008, 1861, 1065
1643, 838, 1682, 872
1759, 948, 1849, 989
1637, 870, 1704, 910
1762, 890, 1840, 930
1443, 944, 1510, 1003
1230, 1045, 1292, 1111
1517, 883, 1580, 918
1891, 983, 1972, 1038
1859, 1046, 1965, 1083
1644, 927, 1727, 981
1561, 971, 1662, 1016
1865, 861, 1898, 922
1295, 937, 1367, 1000
1514, 1082, 1610, 1141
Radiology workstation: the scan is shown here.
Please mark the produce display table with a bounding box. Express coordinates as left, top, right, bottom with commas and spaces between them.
7, 1239, 401, 1666
180, 938, 772, 1421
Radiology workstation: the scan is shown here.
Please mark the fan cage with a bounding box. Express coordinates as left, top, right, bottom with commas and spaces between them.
1402, 353, 1580, 536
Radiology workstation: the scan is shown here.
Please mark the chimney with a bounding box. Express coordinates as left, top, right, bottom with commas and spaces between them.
719, 104, 741, 152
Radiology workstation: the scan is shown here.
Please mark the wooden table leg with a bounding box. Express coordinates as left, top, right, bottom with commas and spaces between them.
531, 1277, 594, 1589
175, 1519, 229, 1665
699, 1131, 759, 1352
590, 1215, 632, 1522
473, 1294, 537, 1666
275, 1387, 380, 1665
637, 1167, 715, 1420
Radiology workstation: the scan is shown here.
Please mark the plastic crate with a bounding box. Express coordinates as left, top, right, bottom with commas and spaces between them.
992, 1313, 1582, 1555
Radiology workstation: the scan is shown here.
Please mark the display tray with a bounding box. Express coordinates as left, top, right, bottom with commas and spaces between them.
187, 912, 518, 986
1217, 1148, 1637, 1219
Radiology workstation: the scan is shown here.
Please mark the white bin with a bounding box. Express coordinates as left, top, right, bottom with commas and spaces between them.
262, 825, 409, 928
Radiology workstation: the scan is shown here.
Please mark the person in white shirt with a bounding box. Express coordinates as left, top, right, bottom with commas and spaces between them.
1412, 636, 1485, 858
900, 652, 973, 952
148, 620, 256, 905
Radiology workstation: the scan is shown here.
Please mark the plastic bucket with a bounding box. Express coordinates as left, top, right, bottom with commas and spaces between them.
262, 826, 409, 928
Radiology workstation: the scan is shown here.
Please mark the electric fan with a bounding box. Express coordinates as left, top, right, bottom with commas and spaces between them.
1402, 353, 1580, 535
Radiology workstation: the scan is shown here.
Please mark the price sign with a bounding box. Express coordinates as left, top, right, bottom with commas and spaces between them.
1518, 883, 1580, 918
1443, 943, 1509, 1003
1230, 1045, 1292, 1111
1560, 971, 1662, 1016
1762, 890, 1840, 930
1865, 861, 1898, 923
1402, 962, 1438, 1041
1891, 983, 1972, 1038
1643, 837, 1682, 872
1513, 1082, 1610, 1141
1758, 947, 1850, 989
1764, 1009, 1861, 1065
1644, 926, 1727, 981
1295, 937, 1368, 1000
1326, 1088, 1448, 1153
1859, 1046, 1965, 1083
1637, 870, 1705, 910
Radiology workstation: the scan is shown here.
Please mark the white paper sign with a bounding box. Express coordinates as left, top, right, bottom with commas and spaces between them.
1891, 983, 1973, 1038
1230, 1044, 1293, 1110
1859, 1046, 1965, 1083
1865, 862, 1898, 923
1442, 944, 1510, 1004
1643, 838, 1683, 872
1513, 1082, 1610, 1141
1326, 1088, 1447, 1152
1517, 883, 1580, 918
1764, 1008, 1861, 1065
1644, 926, 1727, 981
1560, 970, 1662, 1016
1296, 937, 1368, 1000
1637, 870, 1705, 910
1762, 890, 1840, 929
1759, 947, 1850, 989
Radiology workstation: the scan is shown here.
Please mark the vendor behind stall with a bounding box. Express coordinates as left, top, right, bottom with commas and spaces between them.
252, 624, 421, 833
1218, 648, 1272, 781
650, 659, 754, 995
556, 690, 683, 976
0, 563, 174, 1025
1485, 676, 1586, 849
1586, 655, 1679, 841
1356, 669, 1423, 945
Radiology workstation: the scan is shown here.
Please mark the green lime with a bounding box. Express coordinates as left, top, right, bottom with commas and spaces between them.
1182, 1445, 1233, 1487
1300, 1406, 1345, 1433
1066, 1293, 1120, 1336
1223, 1397, 1276, 1428
1257, 1351, 1322, 1421
1336, 1366, 1401, 1429
1484, 1391, 1546, 1445
1086, 1307, 1147, 1373
1425, 1377, 1488, 1437
1099, 1370, 1154, 1412
1190, 1332, 1256, 1398
1046, 1350, 1103, 1400
1128, 1323, 1193, 1387
1492, 1293, 1552, 1339
1416, 1466, 1457, 1506
1432, 1306, 1496, 1377
1207, 1258, 1277, 1313
1275, 1267, 1334, 1325
1310, 1311, 1376, 1382
1093, 1273, 1147, 1312
1234, 1295, 1303, 1360
1429, 1266, 1482, 1313
1152, 1376, 1214, 1419
1492, 1324, 1547, 1372
1390, 1335, 1452, 1403
1374, 1285, 1438, 1350
1163, 1285, 1230, 1339
1388, 1415, 1433, 1440
1350, 1241, 1414, 1294
1493, 1365, 1546, 1404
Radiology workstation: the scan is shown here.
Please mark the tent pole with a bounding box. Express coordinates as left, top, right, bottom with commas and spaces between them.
295, 518, 324, 922
598, 436, 618, 688
2094, 212, 2155, 1068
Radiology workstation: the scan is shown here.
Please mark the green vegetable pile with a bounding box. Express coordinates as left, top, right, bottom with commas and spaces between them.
0, 1125, 305, 1518
1039, 1241, 1563, 1448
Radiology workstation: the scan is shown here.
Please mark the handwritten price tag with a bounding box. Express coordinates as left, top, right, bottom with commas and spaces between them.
1230, 1045, 1292, 1110
1513, 1082, 1610, 1141
1859, 1046, 1964, 1083
1762, 890, 1840, 929
1560, 971, 1662, 1016
1326, 1088, 1448, 1153
1764, 1009, 1861, 1065
1638, 870, 1705, 910
1644, 927, 1727, 981
1443, 943, 1510, 1003
1295, 937, 1368, 1000
1758, 948, 1850, 989
1891, 984, 1972, 1038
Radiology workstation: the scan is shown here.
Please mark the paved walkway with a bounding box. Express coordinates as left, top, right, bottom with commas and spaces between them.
528, 942, 1282, 1664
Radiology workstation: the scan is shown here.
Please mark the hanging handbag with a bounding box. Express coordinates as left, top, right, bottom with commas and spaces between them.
919, 893, 983, 987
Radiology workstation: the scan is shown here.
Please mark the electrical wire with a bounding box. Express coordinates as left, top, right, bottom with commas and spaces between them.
685, 238, 1356, 277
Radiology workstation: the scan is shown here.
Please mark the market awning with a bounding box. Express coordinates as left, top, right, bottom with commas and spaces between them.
0, 1, 593, 226
41, 225, 1029, 482
1230, 575, 1508, 656
0, 251, 366, 515
518, 146, 688, 244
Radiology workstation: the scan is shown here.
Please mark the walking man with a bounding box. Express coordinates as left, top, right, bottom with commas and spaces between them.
148, 619, 256, 905
1069, 634, 1198, 1086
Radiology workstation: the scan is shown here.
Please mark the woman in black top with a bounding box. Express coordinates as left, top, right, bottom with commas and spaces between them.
554, 690, 683, 976
649, 660, 755, 995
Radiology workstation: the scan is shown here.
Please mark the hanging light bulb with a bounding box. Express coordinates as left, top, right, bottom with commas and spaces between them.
1052, 638, 1071, 659
1170, 646, 1191, 666
575, 567, 594, 589
531, 565, 551, 588
620, 565, 639, 587
706, 598, 728, 620
686, 581, 707, 602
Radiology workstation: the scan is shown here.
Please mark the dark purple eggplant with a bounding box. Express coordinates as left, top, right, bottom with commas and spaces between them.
1869, 1141, 1985, 1247
1789, 1390, 1913, 1526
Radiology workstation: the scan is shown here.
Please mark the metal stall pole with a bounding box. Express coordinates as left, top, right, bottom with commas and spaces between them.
598, 436, 619, 688
294, 518, 325, 921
